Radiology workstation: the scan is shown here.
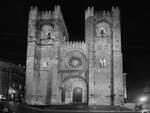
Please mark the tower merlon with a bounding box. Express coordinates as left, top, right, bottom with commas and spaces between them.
54, 5, 61, 19
29, 6, 38, 20
54, 5, 61, 12
85, 6, 94, 19
106, 11, 112, 23
102, 10, 111, 22
40, 11, 51, 20
102, 10, 106, 19
94, 10, 113, 23
112, 6, 120, 19
33, 5, 62, 20
30, 6, 38, 11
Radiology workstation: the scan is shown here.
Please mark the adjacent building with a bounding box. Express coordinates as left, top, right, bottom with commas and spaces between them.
0, 59, 25, 102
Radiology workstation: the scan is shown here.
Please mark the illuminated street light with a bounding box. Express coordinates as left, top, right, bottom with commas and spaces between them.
0, 94, 3, 99
139, 96, 148, 103
8, 88, 16, 94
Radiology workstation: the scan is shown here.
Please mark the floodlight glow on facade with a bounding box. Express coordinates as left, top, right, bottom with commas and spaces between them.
139, 96, 148, 103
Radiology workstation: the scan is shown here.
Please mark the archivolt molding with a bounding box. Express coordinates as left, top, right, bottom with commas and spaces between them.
61, 77, 87, 89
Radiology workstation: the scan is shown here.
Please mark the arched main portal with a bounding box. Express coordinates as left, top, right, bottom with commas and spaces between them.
61, 77, 87, 104
73, 87, 82, 103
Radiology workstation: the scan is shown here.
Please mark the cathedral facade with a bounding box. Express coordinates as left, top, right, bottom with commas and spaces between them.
25, 6, 125, 106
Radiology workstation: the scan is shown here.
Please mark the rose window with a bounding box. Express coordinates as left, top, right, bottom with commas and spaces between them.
68, 57, 82, 69
63, 50, 87, 70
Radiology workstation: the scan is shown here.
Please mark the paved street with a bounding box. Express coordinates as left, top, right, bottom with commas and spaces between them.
0, 102, 140, 113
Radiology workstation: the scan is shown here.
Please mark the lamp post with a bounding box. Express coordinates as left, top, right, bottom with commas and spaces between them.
139, 96, 148, 103
139, 95, 148, 112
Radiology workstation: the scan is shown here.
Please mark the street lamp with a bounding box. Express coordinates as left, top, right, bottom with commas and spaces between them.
139, 96, 148, 103
138, 95, 149, 112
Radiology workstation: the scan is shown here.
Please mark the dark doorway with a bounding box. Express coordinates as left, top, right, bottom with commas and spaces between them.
61, 89, 65, 103
73, 87, 82, 103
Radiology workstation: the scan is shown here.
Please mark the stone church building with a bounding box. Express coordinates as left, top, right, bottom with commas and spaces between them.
25, 5, 125, 106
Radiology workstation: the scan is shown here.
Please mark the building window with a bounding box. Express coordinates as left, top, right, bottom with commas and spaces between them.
61, 89, 65, 102
19, 84, 22, 90
12, 82, 15, 88
47, 32, 51, 39
100, 29, 105, 37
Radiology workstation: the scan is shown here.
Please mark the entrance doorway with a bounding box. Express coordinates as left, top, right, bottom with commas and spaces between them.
73, 87, 82, 103
61, 88, 65, 103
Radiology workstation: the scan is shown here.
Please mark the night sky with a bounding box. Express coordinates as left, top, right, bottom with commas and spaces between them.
0, 0, 150, 102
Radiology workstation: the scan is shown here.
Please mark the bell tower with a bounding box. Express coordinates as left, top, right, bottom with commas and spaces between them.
85, 7, 123, 105
25, 6, 68, 105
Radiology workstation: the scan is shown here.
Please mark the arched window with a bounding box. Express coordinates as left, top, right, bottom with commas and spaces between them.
19, 84, 22, 90
41, 25, 53, 39
96, 22, 111, 37
100, 29, 105, 37
73, 87, 82, 103
47, 32, 51, 39
61, 88, 65, 102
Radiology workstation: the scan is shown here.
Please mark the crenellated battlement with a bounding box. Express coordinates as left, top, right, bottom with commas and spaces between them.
85, 6, 120, 23
39, 11, 52, 20
85, 7, 94, 19
60, 40, 86, 45
28, 5, 69, 43
29, 5, 62, 21
111, 6, 120, 18
95, 10, 112, 23
60, 40, 88, 58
